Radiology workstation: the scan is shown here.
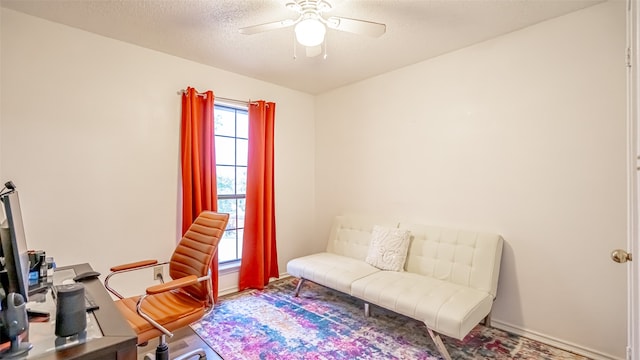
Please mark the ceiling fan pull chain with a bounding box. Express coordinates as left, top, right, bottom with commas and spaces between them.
323, 36, 328, 60
293, 32, 298, 60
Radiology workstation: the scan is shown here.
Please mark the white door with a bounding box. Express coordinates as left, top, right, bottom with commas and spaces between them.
623, 0, 640, 359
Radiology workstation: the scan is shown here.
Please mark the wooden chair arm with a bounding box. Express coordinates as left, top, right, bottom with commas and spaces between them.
105, 259, 167, 299
145, 275, 199, 295
109, 259, 158, 272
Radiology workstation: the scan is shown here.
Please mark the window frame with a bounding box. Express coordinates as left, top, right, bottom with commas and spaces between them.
214, 103, 248, 265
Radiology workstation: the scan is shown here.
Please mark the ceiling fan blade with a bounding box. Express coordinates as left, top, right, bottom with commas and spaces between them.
325, 16, 386, 37
239, 18, 297, 35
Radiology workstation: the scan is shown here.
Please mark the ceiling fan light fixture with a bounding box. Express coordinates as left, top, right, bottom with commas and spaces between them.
285, 2, 300, 11
294, 18, 326, 47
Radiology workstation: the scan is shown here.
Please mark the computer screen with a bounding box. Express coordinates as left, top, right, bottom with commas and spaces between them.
0, 190, 31, 302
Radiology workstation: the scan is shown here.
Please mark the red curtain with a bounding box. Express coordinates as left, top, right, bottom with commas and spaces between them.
180, 87, 221, 300
239, 100, 279, 290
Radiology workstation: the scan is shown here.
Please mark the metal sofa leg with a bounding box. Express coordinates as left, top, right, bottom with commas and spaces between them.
426, 327, 452, 360
483, 311, 492, 327
294, 278, 306, 297
364, 303, 370, 317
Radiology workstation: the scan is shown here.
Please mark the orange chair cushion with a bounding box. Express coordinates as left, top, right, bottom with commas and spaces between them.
114, 291, 205, 344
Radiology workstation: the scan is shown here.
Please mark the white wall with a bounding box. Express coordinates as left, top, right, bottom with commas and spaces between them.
315, 1, 626, 359
0, 9, 316, 295
0, 1, 629, 359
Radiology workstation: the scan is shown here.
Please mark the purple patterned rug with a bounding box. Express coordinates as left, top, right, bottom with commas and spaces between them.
191, 277, 590, 360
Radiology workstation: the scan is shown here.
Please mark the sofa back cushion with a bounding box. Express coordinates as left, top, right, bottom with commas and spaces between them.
400, 222, 503, 297
326, 214, 399, 261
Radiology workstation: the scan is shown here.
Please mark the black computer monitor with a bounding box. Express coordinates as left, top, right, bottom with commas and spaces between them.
0, 190, 31, 302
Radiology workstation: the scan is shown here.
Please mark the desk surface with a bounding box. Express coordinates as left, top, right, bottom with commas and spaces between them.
10, 263, 137, 360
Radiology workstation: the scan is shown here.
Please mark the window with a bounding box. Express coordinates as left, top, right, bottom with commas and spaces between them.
215, 104, 248, 264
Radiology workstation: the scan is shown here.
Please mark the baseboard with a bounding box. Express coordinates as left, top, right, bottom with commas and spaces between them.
491, 319, 622, 360
218, 273, 292, 297
218, 286, 238, 297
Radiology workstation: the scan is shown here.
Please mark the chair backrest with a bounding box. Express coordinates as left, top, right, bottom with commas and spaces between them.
169, 211, 229, 301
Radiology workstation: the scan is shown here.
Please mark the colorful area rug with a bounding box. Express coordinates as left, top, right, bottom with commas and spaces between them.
192, 277, 590, 360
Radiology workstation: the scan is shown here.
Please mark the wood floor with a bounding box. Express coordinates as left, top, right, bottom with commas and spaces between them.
136, 327, 222, 360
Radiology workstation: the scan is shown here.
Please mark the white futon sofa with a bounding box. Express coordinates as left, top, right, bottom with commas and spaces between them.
287, 214, 504, 360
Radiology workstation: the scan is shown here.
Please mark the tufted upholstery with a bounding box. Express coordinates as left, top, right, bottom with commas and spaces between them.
350, 271, 494, 339
112, 211, 229, 344
168, 212, 229, 300
287, 214, 504, 358
326, 214, 399, 260
288, 214, 397, 292
401, 223, 503, 297
349, 223, 503, 339
114, 291, 205, 344
287, 253, 379, 294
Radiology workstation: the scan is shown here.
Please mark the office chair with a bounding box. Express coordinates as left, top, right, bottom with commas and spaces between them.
104, 211, 229, 360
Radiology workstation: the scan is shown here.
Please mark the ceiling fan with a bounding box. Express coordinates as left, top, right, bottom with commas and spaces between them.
239, 0, 386, 57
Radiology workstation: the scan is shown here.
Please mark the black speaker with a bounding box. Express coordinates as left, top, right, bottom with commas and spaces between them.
54, 283, 86, 337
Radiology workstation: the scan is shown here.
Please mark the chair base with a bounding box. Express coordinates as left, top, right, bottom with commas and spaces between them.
143, 348, 206, 360
142, 335, 207, 360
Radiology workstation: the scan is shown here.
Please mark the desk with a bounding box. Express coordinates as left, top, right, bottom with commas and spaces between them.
17, 263, 137, 359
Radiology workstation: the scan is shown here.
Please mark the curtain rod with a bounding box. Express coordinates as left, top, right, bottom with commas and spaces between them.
177, 89, 258, 106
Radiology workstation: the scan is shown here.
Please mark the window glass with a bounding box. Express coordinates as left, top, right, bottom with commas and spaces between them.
215, 137, 236, 166
216, 166, 236, 195
237, 112, 249, 139
218, 230, 238, 263
237, 139, 248, 167
215, 107, 237, 137
215, 104, 248, 264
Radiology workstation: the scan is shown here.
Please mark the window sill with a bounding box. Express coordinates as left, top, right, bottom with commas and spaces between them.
219, 260, 240, 275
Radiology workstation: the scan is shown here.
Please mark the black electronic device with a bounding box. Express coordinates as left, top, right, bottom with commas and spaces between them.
27, 282, 49, 296
0, 182, 15, 197
72, 271, 101, 282
0, 190, 31, 303
51, 284, 99, 312
0, 292, 32, 357
54, 283, 87, 338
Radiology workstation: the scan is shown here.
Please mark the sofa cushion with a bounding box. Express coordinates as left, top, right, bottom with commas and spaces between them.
399, 223, 503, 298
350, 271, 493, 340
326, 214, 400, 261
365, 226, 411, 271
287, 252, 380, 294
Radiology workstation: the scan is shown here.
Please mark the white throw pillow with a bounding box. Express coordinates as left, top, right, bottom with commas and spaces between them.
365, 226, 411, 271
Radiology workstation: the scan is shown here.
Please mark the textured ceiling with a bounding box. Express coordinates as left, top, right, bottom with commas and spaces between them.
1, 0, 604, 94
